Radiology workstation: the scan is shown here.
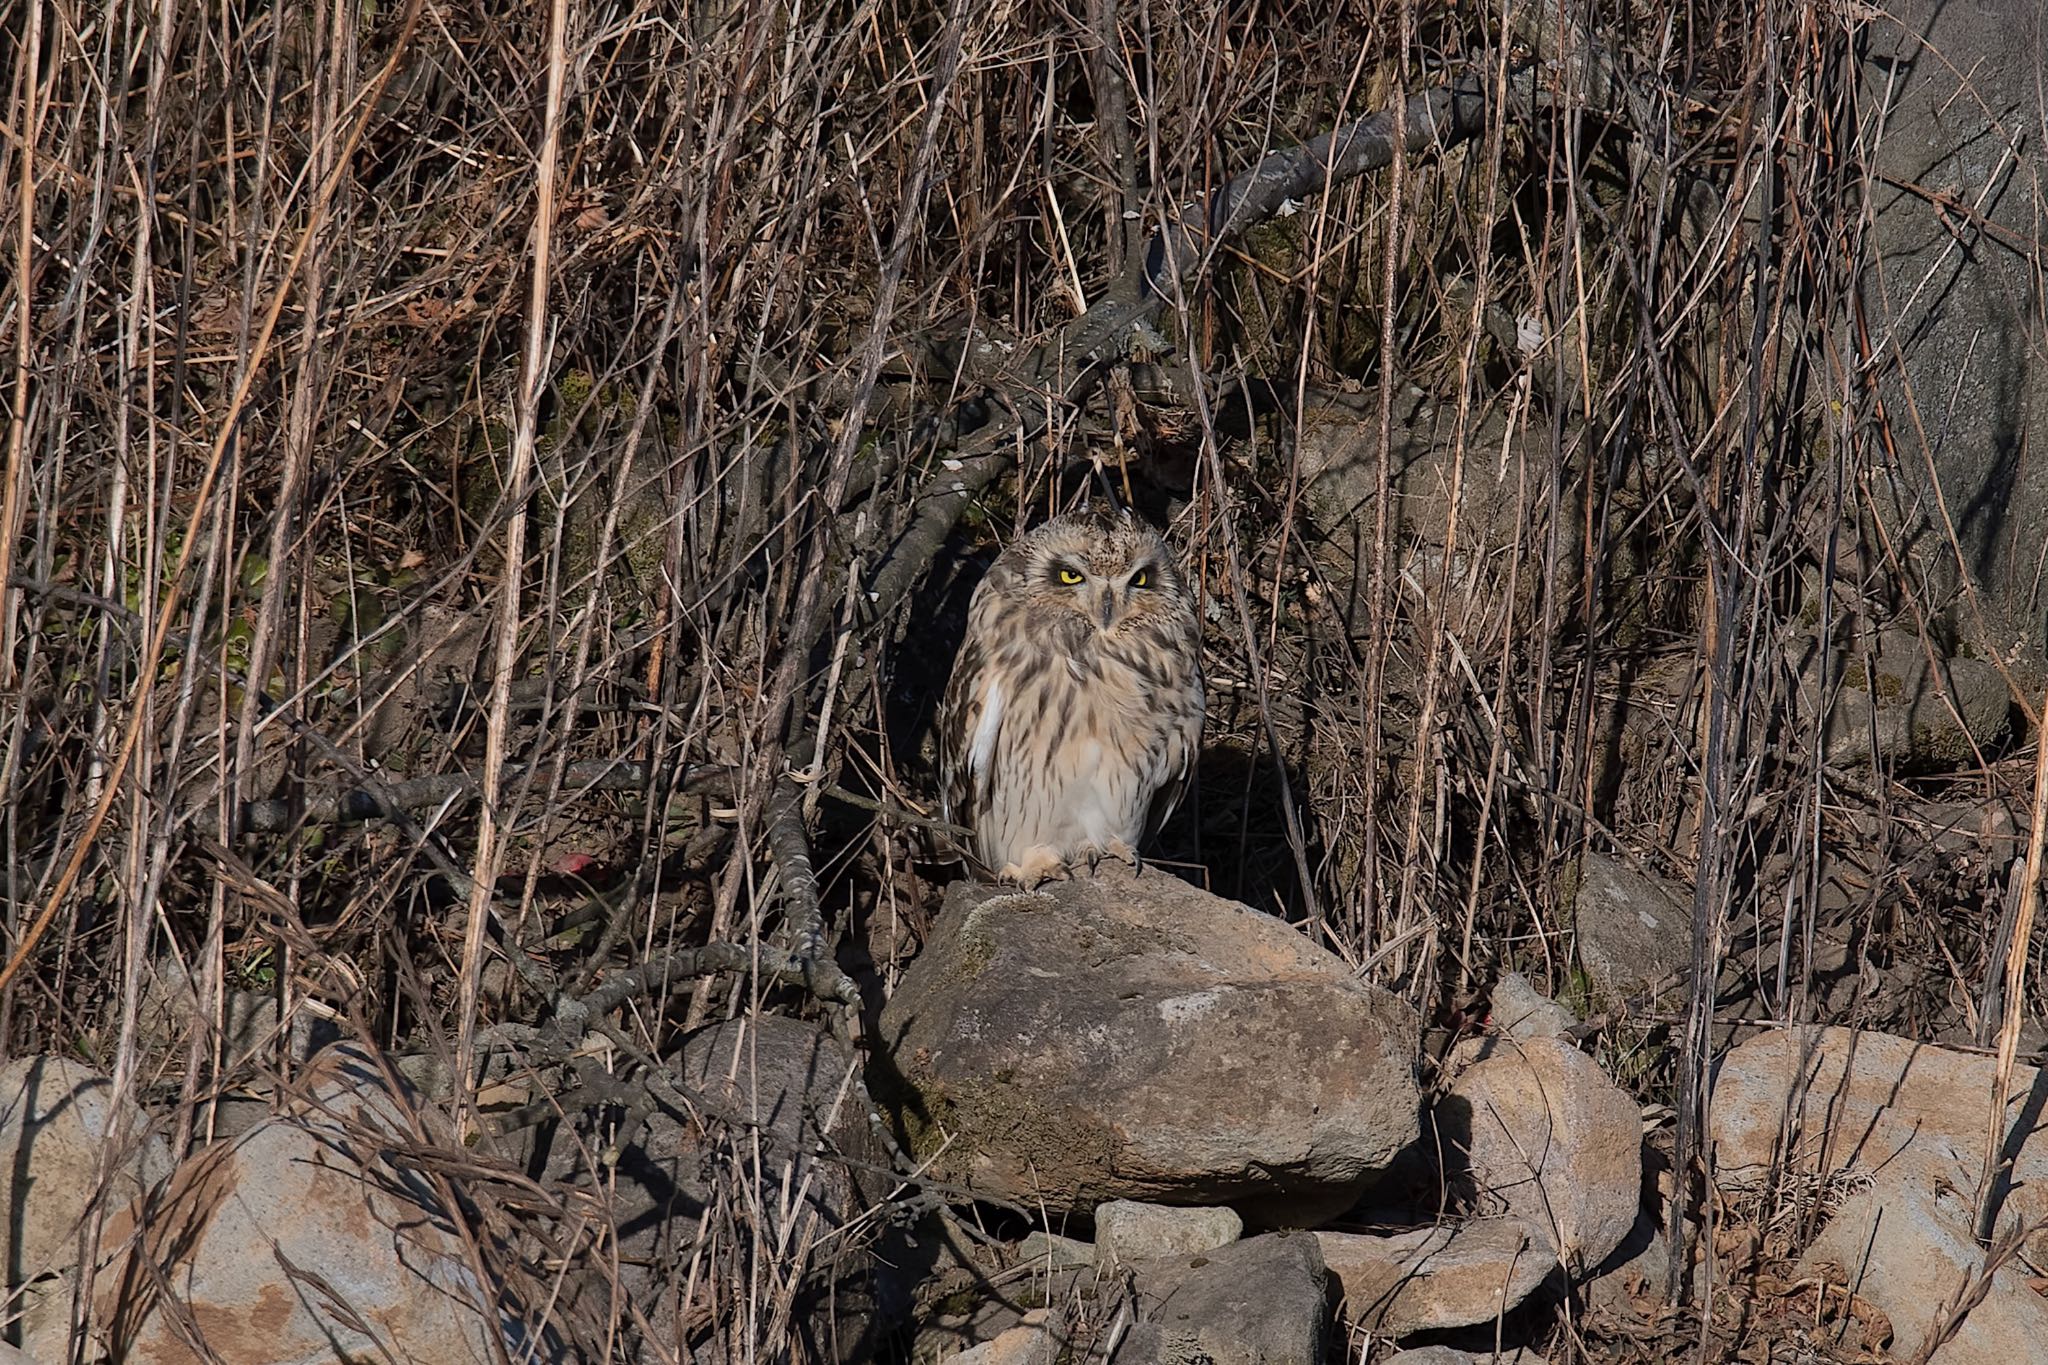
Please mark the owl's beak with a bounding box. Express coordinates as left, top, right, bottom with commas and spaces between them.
1095, 585, 1119, 630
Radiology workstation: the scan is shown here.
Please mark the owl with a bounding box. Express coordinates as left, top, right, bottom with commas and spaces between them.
938, 508, 1204, 885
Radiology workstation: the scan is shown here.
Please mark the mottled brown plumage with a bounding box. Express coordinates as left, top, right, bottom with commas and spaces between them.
938, 508, 1204, 884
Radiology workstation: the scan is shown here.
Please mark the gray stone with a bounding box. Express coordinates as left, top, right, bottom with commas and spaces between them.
1014, 1230, 1095, 1269
1443, 1036, 1643, 1274
1315, 1220, 1557, 1335
0, 1056, 171, 1284
93, 1043, 536, 1364
1294, 387, 1523, 547
949, 1311, 1064, 1365
1711, 1026, 2048, 1254
1571, 853, 1689, 1008
1489, 972, 1576, 1042
1859, 0, 2048, 659
1583, 1212, 1705, 1318
880, 866, 1420, 1224
1119, 1232, 1328, 1365
1385, 1349, 1550, 1365
914, 1296, 1047, 1365
1906, 795, 2022, 866
1793, 629, 2010, 772
199, 1092, 280, 1142
1292, 388, 1528, 640
546, 1015, 895, 1363
1802, 1182, 2048, 1365
1096, 1199, 1242, 1264
137, 957, 280, 1067
909, 1221, 1065, 1364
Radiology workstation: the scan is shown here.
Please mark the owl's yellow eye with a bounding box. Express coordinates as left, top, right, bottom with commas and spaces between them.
1057, 567, 1084, 586
1131, 569, 1150, 589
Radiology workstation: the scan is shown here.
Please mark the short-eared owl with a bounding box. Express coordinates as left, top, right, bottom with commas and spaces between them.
939, 508, 1204, 885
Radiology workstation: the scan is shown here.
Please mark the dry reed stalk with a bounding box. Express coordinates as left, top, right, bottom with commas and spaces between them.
1974, 695, 2048, 1242
457, 0, 570, 1133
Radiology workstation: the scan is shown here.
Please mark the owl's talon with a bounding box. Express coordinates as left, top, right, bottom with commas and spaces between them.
997, 845, 1069, 888
1104, 838, 1140, 870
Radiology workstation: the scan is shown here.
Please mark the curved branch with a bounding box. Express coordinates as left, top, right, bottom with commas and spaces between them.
1150, 77, 1492, 299
766, 773, 825, 962
550, 941, 859, 1043
853, 67, 1509, 634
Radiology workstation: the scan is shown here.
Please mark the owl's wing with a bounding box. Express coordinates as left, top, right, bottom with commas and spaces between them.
1140, 679, 1204, 847
937, 633, 999, 849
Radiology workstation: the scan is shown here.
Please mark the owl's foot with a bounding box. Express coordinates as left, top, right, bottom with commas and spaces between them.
996, 844, 1070, 888
1083, 839, 1141, 874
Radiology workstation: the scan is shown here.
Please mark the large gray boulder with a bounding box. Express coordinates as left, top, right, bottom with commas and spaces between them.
879, 866, 1421, 1225
1714, 1026, 2048, 1362
0, 1056, 171, 1287
1802, 1182, 2048, 1365
1712, 1026, 2048, 1237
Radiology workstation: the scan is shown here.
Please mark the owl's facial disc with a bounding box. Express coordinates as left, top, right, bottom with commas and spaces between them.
1061, 567, 1114, 631
1033, 528, 1169, 636
1086, 564, 1159, 631
1099, 560, 1159, 630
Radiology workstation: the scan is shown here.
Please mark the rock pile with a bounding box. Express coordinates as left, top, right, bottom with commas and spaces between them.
36, 864, 1981, 1363
878, 866, 1649, 1361
2, 1045, 538, 1363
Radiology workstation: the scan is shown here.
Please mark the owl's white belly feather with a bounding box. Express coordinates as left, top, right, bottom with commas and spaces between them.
967, 678, 1005, 778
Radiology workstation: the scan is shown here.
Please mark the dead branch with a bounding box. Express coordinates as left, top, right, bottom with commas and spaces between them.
238, 759, 727, 833
766, 773, 826, 962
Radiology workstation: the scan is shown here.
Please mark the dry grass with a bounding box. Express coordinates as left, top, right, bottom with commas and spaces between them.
2, 0, 2041, 1359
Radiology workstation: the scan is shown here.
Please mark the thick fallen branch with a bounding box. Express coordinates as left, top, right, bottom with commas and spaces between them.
549, 940, 860, 1039
238, 758, 727, 833
766, 774, 827, 961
